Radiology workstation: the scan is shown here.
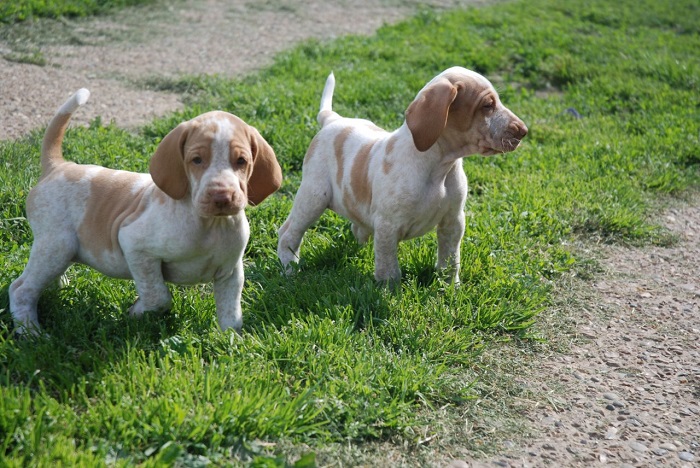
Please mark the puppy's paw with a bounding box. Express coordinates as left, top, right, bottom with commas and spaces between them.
279, 258, 301, 276
128, 295, 172, 317
374, 269, 402, 292
128, 298, 147, 317
14, 321, 43, 338
218, 315, 243, 334
377, 277, 401, 293
436, 268, 461, 287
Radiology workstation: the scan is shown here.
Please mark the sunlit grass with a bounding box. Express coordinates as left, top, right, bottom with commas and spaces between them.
0, 0, 698, 464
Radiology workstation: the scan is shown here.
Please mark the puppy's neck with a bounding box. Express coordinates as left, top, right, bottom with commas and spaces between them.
434, 133, 480, 162
396, 124, 465, 183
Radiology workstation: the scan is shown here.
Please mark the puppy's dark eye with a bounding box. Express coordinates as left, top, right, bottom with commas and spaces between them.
483, 102, 495, 111
191, 155, 203, 165
236, 157, 247, 167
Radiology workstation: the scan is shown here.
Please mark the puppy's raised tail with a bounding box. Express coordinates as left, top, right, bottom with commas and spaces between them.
41, 88, 90, 174
317, 72, 340, 128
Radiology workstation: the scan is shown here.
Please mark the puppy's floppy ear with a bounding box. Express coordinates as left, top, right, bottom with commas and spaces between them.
405, 78, 458, 152
149, 121, 191, 200
247, 126, 282, 206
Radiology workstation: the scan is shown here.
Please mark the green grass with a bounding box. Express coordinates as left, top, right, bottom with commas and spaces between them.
1, 0, 699, 465
0, 0, 158, 23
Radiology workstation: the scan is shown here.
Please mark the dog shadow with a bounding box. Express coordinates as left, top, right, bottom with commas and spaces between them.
0, 272, 184, 395
244, 230, 394, 333
0, 227, 447, 395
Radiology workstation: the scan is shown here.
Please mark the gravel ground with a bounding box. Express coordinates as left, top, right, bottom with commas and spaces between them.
1, 1, 698, 466
463, 204, 700, 467
0, 0, 487, 140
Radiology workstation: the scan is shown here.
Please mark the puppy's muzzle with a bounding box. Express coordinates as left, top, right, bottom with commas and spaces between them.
203, 188, 246, 216
502, 120, 528, 152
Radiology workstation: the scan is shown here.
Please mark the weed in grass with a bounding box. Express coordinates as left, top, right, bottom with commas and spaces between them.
0, 0, 159, 23
3, 48, 45, 66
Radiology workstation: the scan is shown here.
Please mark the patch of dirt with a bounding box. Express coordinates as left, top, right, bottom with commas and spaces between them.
461, 202, 700, 467
1, 1, 698, 466
0, 0, 487, 140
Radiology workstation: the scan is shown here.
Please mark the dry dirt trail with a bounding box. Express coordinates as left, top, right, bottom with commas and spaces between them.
463, 204, 700, 468
1, 1, 698, 466
0, 0, 491, 141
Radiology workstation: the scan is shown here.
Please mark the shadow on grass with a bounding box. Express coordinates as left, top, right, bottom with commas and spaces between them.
0, 276, 183, 397
243, 232, 393, 333
0, 231, 387, 397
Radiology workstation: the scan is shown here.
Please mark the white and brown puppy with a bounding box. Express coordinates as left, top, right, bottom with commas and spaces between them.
9, 89, 282, 335
278, 67, 527, 284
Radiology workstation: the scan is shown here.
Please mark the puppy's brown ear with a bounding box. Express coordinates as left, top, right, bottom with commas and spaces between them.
247, 126, 282, 206
149, 122, 190, 200
405, 78, 458, 152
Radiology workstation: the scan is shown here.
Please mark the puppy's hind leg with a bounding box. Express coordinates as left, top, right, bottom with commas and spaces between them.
9, 235, 77, 335
278, 180, 331, 272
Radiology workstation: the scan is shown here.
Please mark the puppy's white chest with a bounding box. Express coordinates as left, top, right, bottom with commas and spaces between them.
396, 189, 452, 240
159, 216, 250, 284
385, 162, 467, 241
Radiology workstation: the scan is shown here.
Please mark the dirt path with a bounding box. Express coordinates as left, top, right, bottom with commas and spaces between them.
464, 203, 700, 467
1, 1, 698, 466
0, 0, 486, 140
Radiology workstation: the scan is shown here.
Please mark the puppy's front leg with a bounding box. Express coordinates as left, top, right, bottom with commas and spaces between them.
373, 220, 401, 287
213, 260, 244, 332
125, 254, 172, 316
436, 211, 465, 285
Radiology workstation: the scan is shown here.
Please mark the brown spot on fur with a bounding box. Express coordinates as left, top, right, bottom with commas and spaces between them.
38, 162, 85, 184
303, 135, 320, 165
382, 160, 393, 175
343, 190, 365, 226
386, 133, 399, 155
351, 141, 375, 206
383, 133, 399, 175
41, 113, 72, 174
78, 169, 150, 259
334, 127, 353, 186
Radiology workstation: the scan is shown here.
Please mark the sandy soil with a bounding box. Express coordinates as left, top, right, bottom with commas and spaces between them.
1, 1, 697, 466
0, 0, 487, 140
463, 203, 700, 467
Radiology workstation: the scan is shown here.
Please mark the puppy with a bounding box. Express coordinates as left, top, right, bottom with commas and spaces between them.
9, 89, 282, 335
278, 67, 527, 284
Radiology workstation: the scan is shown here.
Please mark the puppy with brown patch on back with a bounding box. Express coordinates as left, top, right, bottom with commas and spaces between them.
9, 89, 282, 335
278, 67, 527, 285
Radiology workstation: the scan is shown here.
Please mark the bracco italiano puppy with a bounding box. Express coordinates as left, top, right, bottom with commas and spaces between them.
278, 67, 527, 285
9, 89, 282, 335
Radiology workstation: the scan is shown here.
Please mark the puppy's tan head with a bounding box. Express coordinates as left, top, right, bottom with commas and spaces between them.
150, 111, 282, 217
405, 67, 528, 155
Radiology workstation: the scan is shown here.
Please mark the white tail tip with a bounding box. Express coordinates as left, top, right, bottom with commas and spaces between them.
58, 88, 90, 115
317, 72, 338, 127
